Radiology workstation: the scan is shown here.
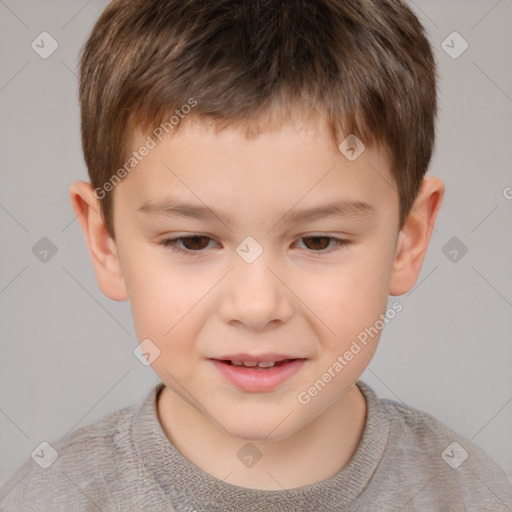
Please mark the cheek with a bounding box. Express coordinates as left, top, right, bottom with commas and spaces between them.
129, 278, 203, 382
305, 252, 392, 352
124, 253, 201, 346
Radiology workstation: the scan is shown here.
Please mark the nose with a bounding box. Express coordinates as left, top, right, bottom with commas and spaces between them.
218, 255, 294, 331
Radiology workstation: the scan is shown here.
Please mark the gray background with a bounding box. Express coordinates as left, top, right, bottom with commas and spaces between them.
1, 0, 511, 487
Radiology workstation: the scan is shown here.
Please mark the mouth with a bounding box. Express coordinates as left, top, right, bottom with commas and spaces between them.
209, 356, 307, 392
219, 358, 298, 369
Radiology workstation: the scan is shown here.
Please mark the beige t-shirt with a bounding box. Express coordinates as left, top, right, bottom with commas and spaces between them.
1, 380, 511, 511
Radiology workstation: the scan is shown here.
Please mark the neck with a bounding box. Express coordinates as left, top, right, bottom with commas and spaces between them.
157, 383, 367, 490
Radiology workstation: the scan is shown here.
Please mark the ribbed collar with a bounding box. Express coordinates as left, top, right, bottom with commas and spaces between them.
131, 379, 390, 511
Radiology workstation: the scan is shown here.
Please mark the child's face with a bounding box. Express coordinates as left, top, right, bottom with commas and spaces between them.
107, 118, 402, 439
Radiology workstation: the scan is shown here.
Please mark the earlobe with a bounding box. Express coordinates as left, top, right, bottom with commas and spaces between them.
389, 177, 444, 296
68, 181, 128, 301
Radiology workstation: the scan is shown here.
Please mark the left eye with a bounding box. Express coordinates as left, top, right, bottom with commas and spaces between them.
296, 236, 351, 253
160, 235, 351, 255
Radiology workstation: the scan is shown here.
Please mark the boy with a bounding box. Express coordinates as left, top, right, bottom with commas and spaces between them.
1, 0, 511, 510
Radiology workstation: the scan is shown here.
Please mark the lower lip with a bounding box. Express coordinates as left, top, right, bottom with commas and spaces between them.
210, 359, 306, 392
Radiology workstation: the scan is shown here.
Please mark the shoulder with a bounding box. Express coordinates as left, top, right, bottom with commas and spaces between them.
357, 381, 512, 510
0, 402, 140, 512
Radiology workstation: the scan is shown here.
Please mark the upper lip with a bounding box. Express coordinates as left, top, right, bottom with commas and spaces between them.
211, 353, 305, 363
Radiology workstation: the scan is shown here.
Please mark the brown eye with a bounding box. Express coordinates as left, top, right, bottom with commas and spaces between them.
302, 236, 332, 251
296, 236, 351, 254
179, 236, 211, 250
161, 235, 215, 254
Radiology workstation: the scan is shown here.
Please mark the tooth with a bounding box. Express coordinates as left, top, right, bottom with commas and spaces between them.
257, 361, 275, 368
242, 361, 258, 367
231, 361, 243, 366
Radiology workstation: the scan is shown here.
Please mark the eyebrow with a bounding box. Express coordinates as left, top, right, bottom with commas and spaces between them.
137, 198, 376, 227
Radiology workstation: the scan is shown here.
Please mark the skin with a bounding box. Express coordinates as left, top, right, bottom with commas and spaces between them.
69, 116, 444, 490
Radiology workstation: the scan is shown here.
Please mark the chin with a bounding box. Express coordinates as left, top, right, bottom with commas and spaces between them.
221, 413, 304, 443
229, 427, 291, 443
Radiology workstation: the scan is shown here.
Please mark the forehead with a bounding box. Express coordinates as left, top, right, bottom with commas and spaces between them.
116, 118, 397, 221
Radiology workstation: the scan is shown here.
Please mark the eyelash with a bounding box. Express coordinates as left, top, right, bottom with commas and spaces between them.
160, 235, 352, 256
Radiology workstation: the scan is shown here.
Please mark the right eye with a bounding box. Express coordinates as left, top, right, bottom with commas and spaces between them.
161, 235, 217, 254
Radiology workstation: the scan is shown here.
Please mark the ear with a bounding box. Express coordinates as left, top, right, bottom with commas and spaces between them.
68, 181, 128, 301
389, 176, 444, 296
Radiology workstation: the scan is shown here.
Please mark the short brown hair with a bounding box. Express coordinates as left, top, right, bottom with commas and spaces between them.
79, 0, 438, 239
